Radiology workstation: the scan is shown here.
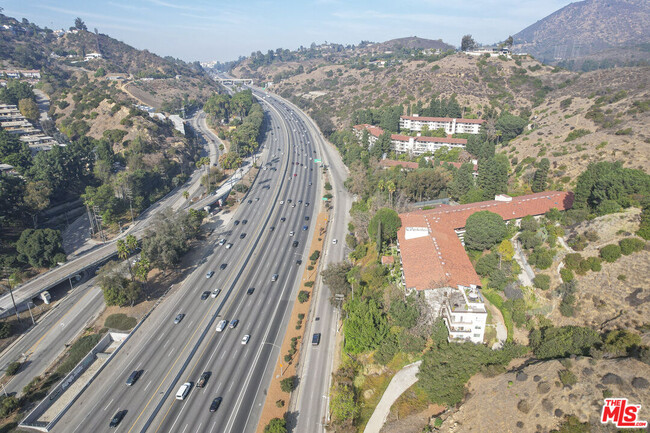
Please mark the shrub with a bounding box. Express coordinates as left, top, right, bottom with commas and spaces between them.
0, 395, 19, 418
298, 291, 310, 303
533, 274, 551, 290
529, 325, 601, 359
585, 256, 602, 272
309, 250, 320, 261
280, 376, 297, 393
600, 244, 622, 262
619, 237, 645, 255
275, 399, 285, 408
0, 322, 13, 339
564, 253, 583, 270
56, 333, 103, 376
104, 313, 137, 331
5, 362, 20, 376
559, 369, 577, 387
264, 417, 287, 433
560, 268, 574, 283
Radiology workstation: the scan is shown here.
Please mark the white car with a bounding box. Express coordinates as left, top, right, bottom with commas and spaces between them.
332, 239, 338, 244
280, 200, 284, 205
226, 243, 233, 249
216, 320, 227, 332
241, 335, 250, 345
211, 289, 221, 298
176, 382, 192, 400
289, 231, 294, 236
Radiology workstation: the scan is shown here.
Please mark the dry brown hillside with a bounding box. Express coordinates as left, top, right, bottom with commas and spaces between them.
440, 357, 650, 433
506, 66, 650, 185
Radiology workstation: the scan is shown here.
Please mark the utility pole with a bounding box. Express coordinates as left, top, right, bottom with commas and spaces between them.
2, 267, 21, 324
124, 186, 135, 226
93, 206, 106, 243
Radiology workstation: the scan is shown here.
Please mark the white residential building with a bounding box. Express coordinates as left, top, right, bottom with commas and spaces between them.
400, 115, 485, 135
353, 124, 467, 155
440, 287, 487, 344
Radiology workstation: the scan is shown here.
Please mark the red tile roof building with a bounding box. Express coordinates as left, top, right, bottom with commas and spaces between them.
396, 190, 574, 343
400, 115, 485, 135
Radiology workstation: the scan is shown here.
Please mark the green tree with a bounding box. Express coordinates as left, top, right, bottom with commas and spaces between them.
16, 228, 65, 268
367, 208, 401, 245
495, 113, 527, 142
464, 211, 507, 251
74, 17, 87, 31
478, 155, 509, 199
343, 298, 389, 353
389, 294, 420, 328
18, 98, 39, 122
531, 158, 550, 192
322, 262, 352, 300
330, 384, 360, 422
450, 162, 475, 200
461, 34, 476, 51
264, 418, 287, 433
280, 376, 296, 393
599, 244, 621, 262
529, 325, 601, 359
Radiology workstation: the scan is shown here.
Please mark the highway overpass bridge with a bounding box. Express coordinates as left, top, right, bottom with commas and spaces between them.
215, 78, 254, 85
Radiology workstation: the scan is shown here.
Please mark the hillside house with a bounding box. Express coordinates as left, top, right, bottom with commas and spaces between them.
396, 191, 573, 343
353, 124, 467, 156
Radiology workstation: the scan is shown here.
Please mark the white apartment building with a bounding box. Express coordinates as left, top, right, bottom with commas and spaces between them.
400, 115, 485, 135
353, 124, 467, 156
440, 287, 487, 343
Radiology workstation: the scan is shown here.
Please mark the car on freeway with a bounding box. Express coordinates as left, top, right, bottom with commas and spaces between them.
247, 199, 252, 204
240, 233, 246, 239
291, 203, 295, 208
280, 200, 284, 205
293, 173, 297, 177
305, 202, 310, 207
109, 410, 127, 428
126, 370, 141, 386
206, 271, 215, 278
174, 313, 185, 324
332, 239, 338, 244
271, 273, 279, 282
247, 287, 255, 295
218, 239, 226, 246
280, 217, 286, 222
298, 200, 303, 204
211, 289, 221, 298
229, 319, 239, 329
234, 220, 240, 226
292, 241, 299, 248
270, 226, 275, 231
255, 197, 259, 201
176, 382, 192, 400
305, 216, 310, 221
242, 219, 248, 224
220, 263, 227, 270
201, 291, 210, 300
226, 243, 233, 249
216, 320, 227, 332
309, 182, 312, 186
288, 199, 292, 203
302, 225, 308, 231
289, 231, 294, 236
241, 334, 250, 345
197, 371, 211, 388
312, 333, 321, 346
209, 397, 222, 413
296, 259, 302, 265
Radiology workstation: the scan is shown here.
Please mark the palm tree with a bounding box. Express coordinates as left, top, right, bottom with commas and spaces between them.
386, 180, 396, 208
117, 239, 133, 279
183, 191, 189, 201
126, 234, 138, 253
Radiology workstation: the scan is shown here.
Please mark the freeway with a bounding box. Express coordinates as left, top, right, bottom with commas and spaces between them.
251, 88, 353, 432
53, 89, 322, 433
0, 111, 219, 318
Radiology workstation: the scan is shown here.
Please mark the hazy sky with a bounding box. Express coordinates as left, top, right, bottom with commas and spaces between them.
2, 0, 574, 62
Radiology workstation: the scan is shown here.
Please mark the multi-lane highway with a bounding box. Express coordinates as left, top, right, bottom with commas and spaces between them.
53, 88, 326, 433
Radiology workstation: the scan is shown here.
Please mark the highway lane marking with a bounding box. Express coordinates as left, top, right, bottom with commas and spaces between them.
195, 422, 202, 433
163, 339, 170, 349
144, 380, 152, 391
167, 348, 174, 357
23, 285, 97, 361
104, 398, 114, 411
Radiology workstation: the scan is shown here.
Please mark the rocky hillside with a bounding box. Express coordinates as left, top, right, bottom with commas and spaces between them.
440, 357, 650, 432
369, 36, 453, 52
513, 0, 650, 69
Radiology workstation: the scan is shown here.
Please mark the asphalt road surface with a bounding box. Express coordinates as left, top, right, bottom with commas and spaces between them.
53, 90, 322, 433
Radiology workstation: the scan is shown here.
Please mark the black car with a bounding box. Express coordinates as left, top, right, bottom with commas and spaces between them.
292, 241, 299, 248
220, 263, 227, 270
240, 233, 246, 239
201, 291, 210, 300
247, 287, 255, 295
280, 217, 286, 222
247, 199, 252, 204
197, 371, 211, 388
109, 410, 127, 428
234, 220, 240, 226
312, 333, 321, 346
242, 219, 248, 225
305, 216, 310, 221
126, 370, 141, 386
270, 226, 275, 231
296, 259, 302, 265
210, 397, 222, 413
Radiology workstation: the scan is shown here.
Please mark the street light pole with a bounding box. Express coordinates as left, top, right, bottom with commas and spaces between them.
26, 302, 35, 325
2, 267, 21, 324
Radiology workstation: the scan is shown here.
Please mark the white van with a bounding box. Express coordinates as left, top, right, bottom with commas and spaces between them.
216, 320, 227, 332
176, 382, 191, 400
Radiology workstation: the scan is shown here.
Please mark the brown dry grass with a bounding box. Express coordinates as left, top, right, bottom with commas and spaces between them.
255, 210, 329, 432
